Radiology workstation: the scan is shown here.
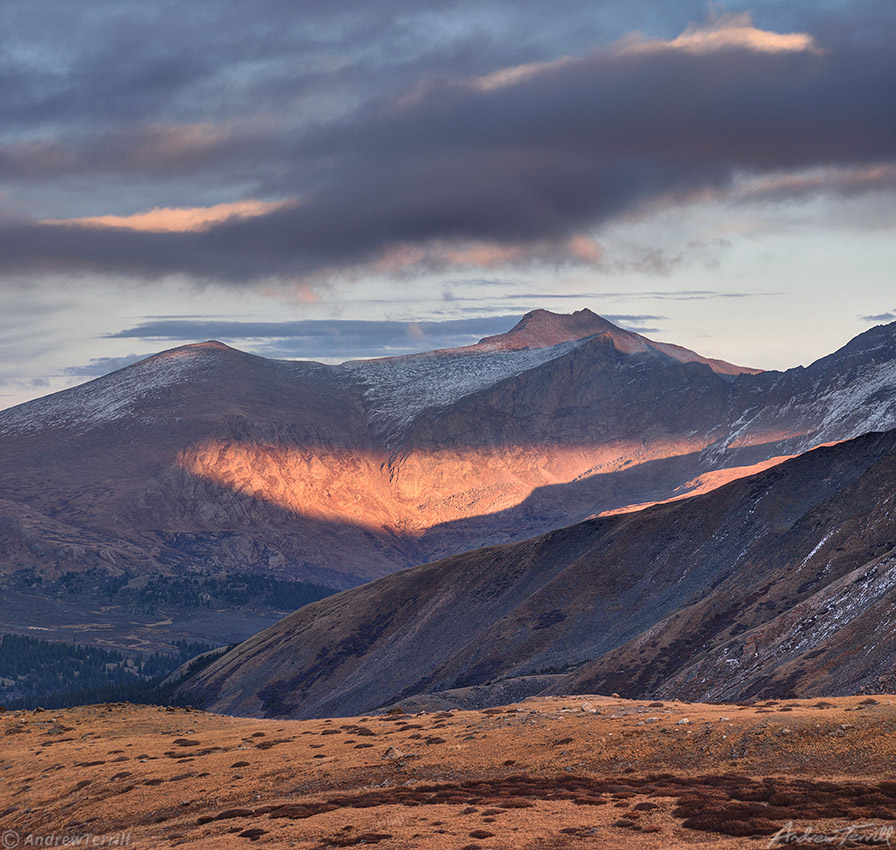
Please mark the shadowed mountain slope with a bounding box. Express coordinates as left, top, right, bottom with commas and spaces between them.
177, 428, 896, 717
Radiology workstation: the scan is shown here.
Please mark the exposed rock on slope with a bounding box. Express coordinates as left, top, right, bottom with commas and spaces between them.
177, 428, 896, 716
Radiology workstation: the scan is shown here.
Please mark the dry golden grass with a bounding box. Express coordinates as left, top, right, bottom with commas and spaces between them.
1, 694, 895, 848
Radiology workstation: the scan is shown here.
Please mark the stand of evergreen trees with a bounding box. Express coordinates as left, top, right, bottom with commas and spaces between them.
0, 633, 227, 710
14, 569, 337, 613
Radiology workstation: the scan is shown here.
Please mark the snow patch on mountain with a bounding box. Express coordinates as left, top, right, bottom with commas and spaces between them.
808, 358, 896, 443
713, 357, 896, 458
342, 338, 585, 441
0, 346, 219, 436
748, 552, 896, 671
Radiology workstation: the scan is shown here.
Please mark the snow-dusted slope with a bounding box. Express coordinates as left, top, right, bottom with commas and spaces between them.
341, 339, 585, 441
715, 328, 896, 458
338, 307, 762, 443
804, 355, 896, 444
0, 343, 225, 436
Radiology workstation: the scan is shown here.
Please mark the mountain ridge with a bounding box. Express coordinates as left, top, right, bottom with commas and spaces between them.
1, 311, 895, 650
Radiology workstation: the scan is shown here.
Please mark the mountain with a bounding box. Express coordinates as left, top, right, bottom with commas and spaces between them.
177, 427, 896, 717
1, 309, 896, 650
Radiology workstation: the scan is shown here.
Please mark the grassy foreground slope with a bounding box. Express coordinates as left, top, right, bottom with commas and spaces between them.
1, 695, 895, 848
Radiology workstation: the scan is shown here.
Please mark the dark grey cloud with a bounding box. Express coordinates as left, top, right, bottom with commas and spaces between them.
102, 312, 673, 359
0, 126, 278, 183
62, 354, 149, 377
104, 315, 523, 359
4, 1, 889, 138
612, 326, 661, 335
860, 311, 896, 323
0, 2, 894, 284
0, 0, 722, 131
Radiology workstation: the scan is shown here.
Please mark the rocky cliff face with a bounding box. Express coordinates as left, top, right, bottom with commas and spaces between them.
1, 311, 895, 647
177, 428, 896, 716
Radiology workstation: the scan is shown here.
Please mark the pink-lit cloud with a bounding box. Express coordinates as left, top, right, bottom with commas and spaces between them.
45, 199, 295, 233
466, 56, 576, 92
367, 235, 604, 276
619, 13, 819, 56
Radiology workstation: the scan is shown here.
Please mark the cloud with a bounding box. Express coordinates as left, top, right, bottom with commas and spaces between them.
45, 199, 294, 233
441, 278, 522, 303
496, 289, 778, 301
860, 311, 896, 323
466, 56, 576, 93
620, 12, 820, 55
366, 235, 604, 277
0, 12, 894, 285
0, 0, 710, 140
104, 316, 525, 360
602, 313, 666, 323
0, 123, 263, 181
62, 354, 150, 377
705, 164, 896, 206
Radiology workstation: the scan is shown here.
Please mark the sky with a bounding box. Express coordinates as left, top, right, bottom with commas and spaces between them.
1, 0, 894, 409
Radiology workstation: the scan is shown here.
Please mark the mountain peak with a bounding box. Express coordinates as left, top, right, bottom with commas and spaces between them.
138, 339, 242, 368
151, 339, 236, 356
477, 308, 620, 350
475, 307, 760, 376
